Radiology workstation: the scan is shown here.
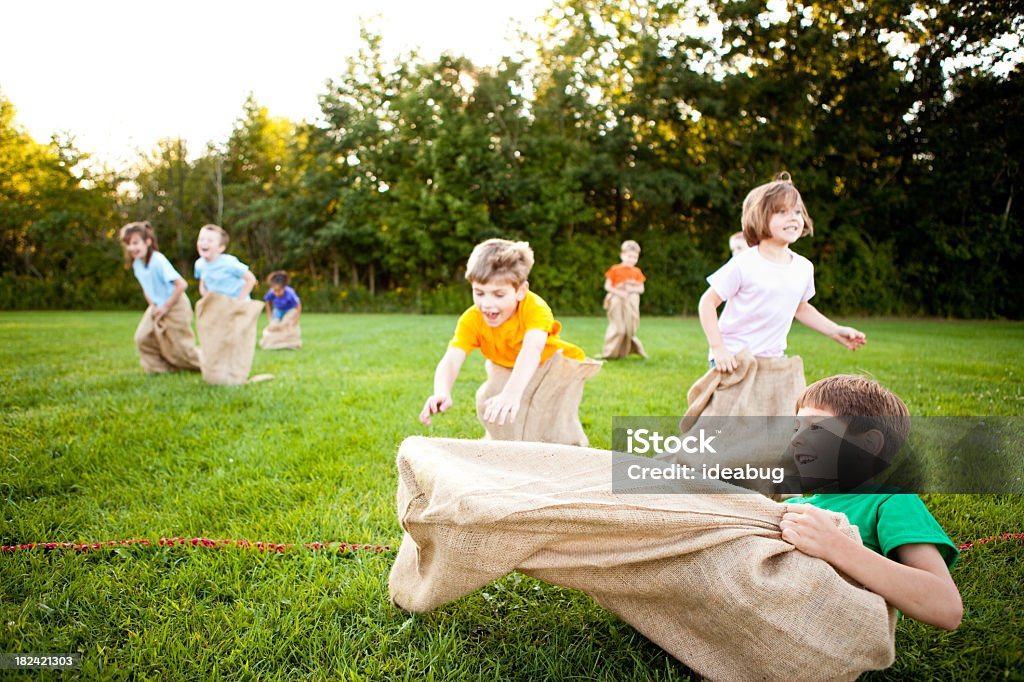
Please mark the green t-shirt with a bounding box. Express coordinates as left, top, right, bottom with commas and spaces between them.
789, 493, 959, 568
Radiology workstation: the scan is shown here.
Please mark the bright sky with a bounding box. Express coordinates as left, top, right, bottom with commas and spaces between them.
0, 0, 551, 169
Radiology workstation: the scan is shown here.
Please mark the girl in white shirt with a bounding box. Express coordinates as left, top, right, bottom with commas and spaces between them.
699, 173, 865, 372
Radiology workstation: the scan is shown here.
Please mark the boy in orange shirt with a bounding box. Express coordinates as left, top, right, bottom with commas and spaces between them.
600, 239, 647, 359
419, 238, 598, 445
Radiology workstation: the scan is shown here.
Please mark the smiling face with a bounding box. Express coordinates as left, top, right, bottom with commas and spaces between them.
126, 234, 151, 261
791, 405, 889, 492
766, 200, 806, 246
196, 228, 226, 262
620, 249, 639, 267
790, 407, 847, 484
471, 279, 527, 327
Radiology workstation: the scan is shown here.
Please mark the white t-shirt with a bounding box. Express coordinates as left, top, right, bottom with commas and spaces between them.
706, 245, 815, 358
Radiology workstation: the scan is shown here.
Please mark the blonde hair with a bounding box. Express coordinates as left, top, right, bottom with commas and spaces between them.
741, 172, 814, 247
796, 374, 910, 462
200, 223, 230, 247
728, 231, 747, 247
465, 238, 534, 286
620, 239, 641, 253
119, 221, 157, 266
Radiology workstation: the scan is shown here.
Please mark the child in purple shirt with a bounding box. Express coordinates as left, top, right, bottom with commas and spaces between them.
263, 271, 301, 322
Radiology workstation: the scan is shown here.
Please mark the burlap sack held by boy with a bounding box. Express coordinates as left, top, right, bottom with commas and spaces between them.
195, 292, 263, 385
474, 351, 602, 446
260, 308, 302, 350
601, 292, 647, 359
389, 437, 897, 682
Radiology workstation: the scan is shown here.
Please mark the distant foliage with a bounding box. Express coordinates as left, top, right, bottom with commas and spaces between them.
1, 0, 1021, 317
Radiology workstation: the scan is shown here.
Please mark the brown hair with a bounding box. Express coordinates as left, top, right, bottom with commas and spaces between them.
464, 238, 534, 286
620, 239, 641, 253
119, 221, 157, 267
741, 172, 814, 247
200, 223, 230, 247
796, 374, 910, 462
266, 270, 289, 287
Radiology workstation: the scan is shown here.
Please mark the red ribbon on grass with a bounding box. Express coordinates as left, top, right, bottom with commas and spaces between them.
1, 537, 391, 554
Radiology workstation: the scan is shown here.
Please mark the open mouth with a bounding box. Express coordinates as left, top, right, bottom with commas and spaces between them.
482, 311, 501, 324
795, 454, 817, 465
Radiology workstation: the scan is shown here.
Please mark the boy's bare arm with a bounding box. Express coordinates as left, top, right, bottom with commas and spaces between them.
199, 278, 209, 297
482, 328, 547, 426
265, 301, 273, 318
239, 270, 257, 299
420, 347, 468, 426
604, 278, 627, 298
781, 504, 962, 630
794, 301, 865, 350
698, 287, 736, 372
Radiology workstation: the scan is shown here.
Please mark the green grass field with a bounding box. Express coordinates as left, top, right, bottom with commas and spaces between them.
2, 312, 1022, 680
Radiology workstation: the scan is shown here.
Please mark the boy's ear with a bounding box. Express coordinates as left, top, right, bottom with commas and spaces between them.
855, 429, 886, 459
516, 281, 529, 300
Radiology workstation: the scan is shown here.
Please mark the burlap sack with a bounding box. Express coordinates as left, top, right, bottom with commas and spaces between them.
601, 292, 647, 359
475, 351, 602, 446
195, 293, 263, 385
133, 295, 201, 373
260, 309, 302, 350
669, 351, 806, 494
389, 437, 897, 682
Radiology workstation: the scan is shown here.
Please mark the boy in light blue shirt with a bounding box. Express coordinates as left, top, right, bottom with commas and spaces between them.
194, 223, 256, 299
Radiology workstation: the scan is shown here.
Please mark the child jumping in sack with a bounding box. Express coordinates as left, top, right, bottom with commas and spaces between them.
419, 238, 600, 445
600, 239, 647, 360
260, 270, 302, 350
194, 224, 262, 385
119, 221, 201, 374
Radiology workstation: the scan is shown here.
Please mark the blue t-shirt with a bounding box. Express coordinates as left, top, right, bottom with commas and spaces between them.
263, 286, 301, 312
133, 251, 184, 306
194, 254, 249, 298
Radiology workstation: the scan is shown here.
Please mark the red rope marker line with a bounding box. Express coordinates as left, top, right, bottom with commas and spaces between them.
1, 537, 391, 554
957, 532, 1024, 552
4, 533, 1022, 555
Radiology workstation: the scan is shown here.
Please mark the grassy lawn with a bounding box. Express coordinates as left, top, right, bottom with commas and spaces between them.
1, 311, 1022, 680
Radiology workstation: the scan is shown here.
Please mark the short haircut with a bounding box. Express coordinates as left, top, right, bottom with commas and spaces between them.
728, 231, 747, 246
266, 270, 289, 287
620, 239, 641, 253
796, 374, 910, 461
741, 172, 814, 247
465, 238, 534, 286
119, 221, 157, 266
200, 223, 230, 247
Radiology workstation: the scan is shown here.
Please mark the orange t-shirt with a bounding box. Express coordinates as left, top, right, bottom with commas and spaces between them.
449, 291, 585, 368
605, 264, 646, 288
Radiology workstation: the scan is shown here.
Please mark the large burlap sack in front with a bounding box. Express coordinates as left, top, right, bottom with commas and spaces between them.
389, 437, 897, 682
260, 309, 302, 350
475, 351, 602, 446
133, 295, 201, 373
601, 292, 647, 359
670, 351, 806, 494
195, 293, 263, 385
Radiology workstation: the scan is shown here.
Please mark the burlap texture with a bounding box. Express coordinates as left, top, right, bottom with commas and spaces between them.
601, 292, 647, 359
195, 293, 262, 385
260, 309, 302, 350
681, 350, 806, 431
388, 437, 897, 682
475, 351, 602, 446
669, 351, 806, 494
133, 295, 201, 373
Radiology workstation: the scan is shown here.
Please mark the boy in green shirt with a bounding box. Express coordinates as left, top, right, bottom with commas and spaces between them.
780, 375, 963, 630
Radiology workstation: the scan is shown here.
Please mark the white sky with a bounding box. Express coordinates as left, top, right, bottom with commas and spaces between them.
0, 0, 551, 169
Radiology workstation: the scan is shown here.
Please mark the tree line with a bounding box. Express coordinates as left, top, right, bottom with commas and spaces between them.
2, 0, 1021, 317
